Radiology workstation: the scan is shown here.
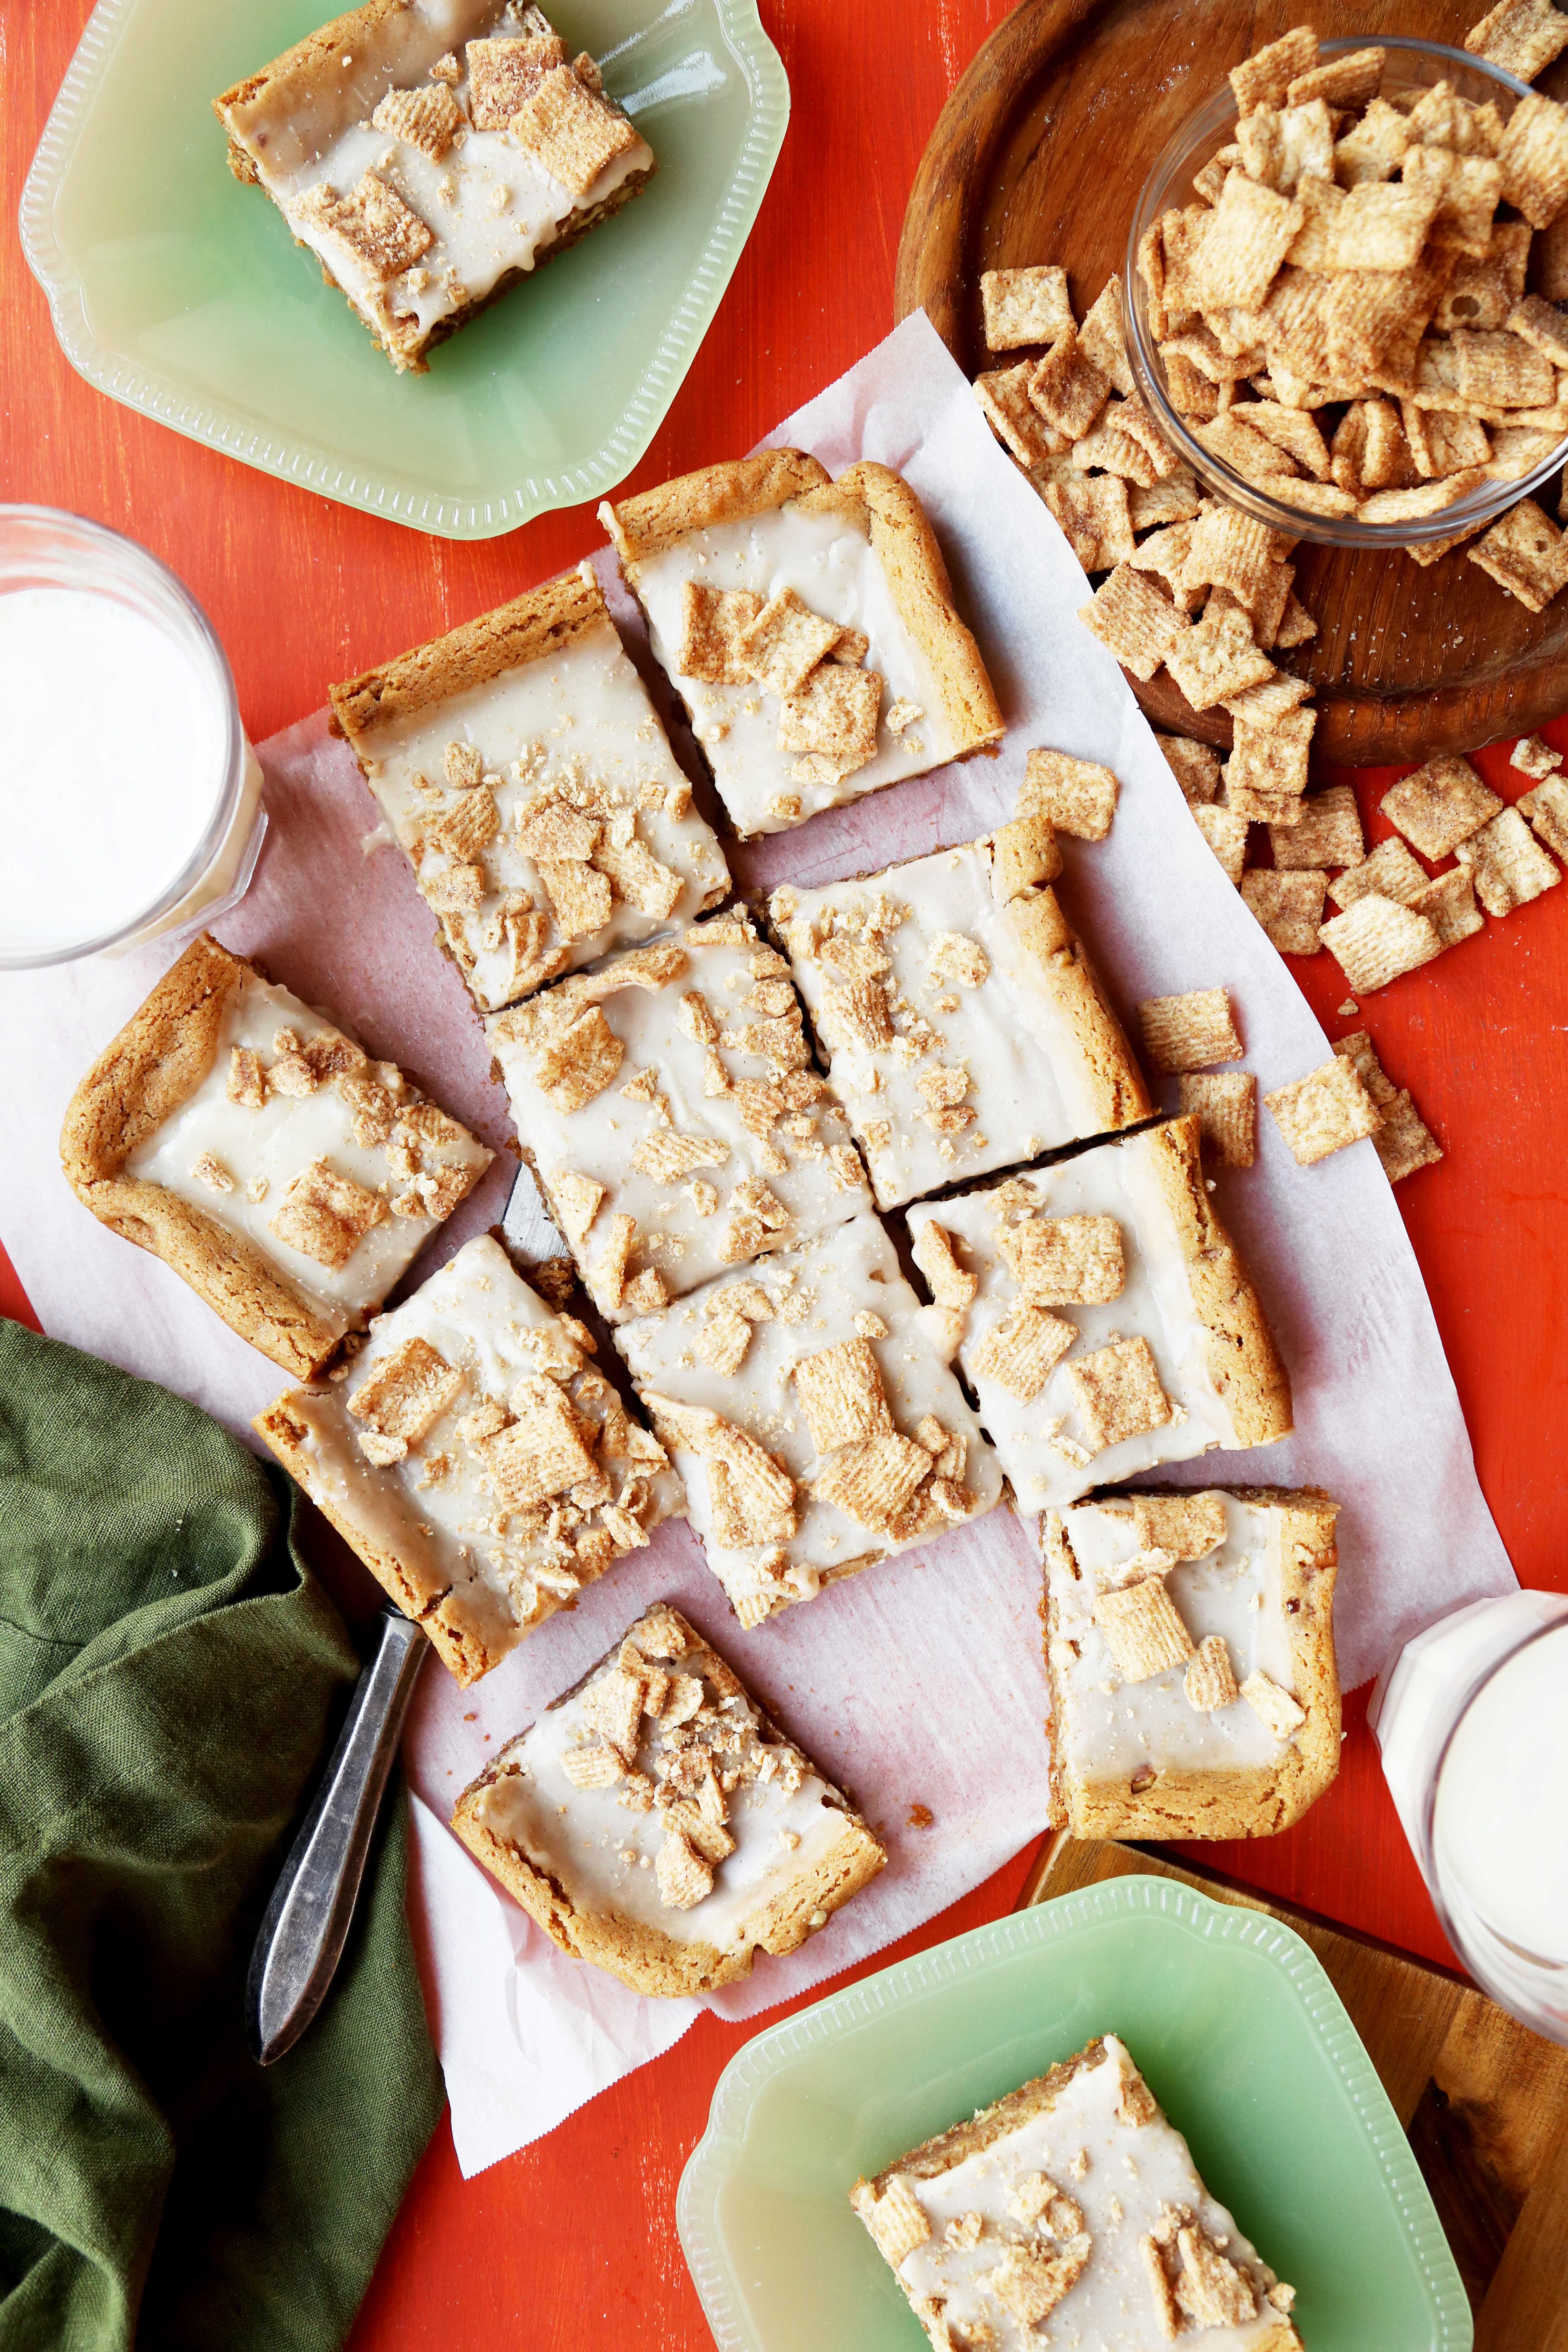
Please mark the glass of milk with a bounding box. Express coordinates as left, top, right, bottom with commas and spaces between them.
0, 506, 266, 965
1369, 1590, 1568, 2042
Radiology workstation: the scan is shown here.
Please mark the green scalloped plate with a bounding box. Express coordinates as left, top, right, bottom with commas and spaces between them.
20, 0, 787, 537
678, 1876, 1472, 2352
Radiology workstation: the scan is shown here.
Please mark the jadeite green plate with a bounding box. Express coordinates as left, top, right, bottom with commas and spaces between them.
678, 1876, 1472, 2352
20, 0, 787, 537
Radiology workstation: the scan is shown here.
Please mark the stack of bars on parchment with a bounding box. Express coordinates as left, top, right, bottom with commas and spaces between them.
64, 439, 1364, 2022
973, 13, 1568, 1000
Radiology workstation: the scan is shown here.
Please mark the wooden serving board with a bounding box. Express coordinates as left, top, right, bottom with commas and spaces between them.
894, 0, 1568, 765
1022, 1834, 1568, 2350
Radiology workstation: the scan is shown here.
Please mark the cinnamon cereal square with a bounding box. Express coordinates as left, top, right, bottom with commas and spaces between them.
1454, 805, 1562, 911
981, 265, 1075, 351
1241, 868, 1328, 953
1264, 1054, 1383, 1163
1319, 894, 1444, 991
1176, 1071, 1258, 1166
1381, 753, 1503, 858
1137, 988, 1243, 1072
1019, 748, 1122, 840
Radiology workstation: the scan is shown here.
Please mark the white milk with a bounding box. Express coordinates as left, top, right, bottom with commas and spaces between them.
1371, 1590, 1568, 2039
1433, 1625, 1568, 1962
0, 585, 257, 961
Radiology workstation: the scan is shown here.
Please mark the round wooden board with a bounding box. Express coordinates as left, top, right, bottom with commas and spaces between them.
895, 0, 1568, 763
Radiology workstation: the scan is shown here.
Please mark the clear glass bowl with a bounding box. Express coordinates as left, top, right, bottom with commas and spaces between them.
1122, 35, 1558, 548
0, 506, 265, 967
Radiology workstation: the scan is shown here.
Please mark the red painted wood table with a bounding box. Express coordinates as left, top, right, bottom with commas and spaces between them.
5, 5, 1568, 2345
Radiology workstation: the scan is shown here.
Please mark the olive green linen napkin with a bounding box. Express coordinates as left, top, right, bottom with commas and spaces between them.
0, 1321, 443, 2352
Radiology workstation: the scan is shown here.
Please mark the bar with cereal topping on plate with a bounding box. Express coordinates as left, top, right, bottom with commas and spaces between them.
214, 2, 655, 374
60, 933, 491, 1379
851, 2031, 1303, 2350
451, 1600, 886, 1993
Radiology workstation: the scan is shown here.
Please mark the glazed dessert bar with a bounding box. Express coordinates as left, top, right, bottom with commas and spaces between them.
600, 452, 1004, 834
1042, 1488, 1341, 1842
214, 1, 654, 373
904, 1116, 1291, 1509
851, 2033, 1302, 2351
771, 834, 1151, 1210
615, 1214, 1002, 1627
330, 567, 728, 1013
487, 909, 873, 1319
60, 934, 491, 1379
256, 1234, 681, 1682
451, 1601, 886, 1993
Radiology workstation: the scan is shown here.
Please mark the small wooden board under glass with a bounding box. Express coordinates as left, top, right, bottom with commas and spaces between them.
895, 0, 1568, 763
1023, 1833, 1568, 2351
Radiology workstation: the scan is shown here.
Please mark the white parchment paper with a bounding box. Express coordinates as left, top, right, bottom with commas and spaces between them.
0, 314, 1515, 2176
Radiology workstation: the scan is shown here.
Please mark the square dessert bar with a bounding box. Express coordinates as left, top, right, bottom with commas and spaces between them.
487, 909, 873, 1319
772, 839, 1151, 1210
905, 1117, 1291, 1510
450, 1600, 886, 1994
214, 1, 653, 374
256, 1234, 682, 1683
330, 566, 728, 1013
600, 450, 1004, 835
1043, 1489, 1341, 1843
851, 2033, 1302, 2351
60, 935, 491, 1380
615, 1214, 1003, 1627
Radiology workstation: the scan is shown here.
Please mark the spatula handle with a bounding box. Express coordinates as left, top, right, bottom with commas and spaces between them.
247, 1605, 428, 2064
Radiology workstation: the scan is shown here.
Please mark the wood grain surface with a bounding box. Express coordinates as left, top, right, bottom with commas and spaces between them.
1025, 1836, 1568, 2352
5, 3, 1568, 2348
895, 0, 1568, 764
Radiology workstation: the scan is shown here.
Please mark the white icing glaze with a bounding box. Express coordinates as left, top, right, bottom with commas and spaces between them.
627, 502, 957, 834
276, 1235, 683, 1662
470, 1621, 858, 1945
777, 850, 1128, 1209
889, 2036, 1292, 2351
354, 604, 728, 1011
225, 0, 651, 351
1049, 1497, 1300, 1783
486, 912, 873, 1314
126, 967, 490, 1324
907, 1129, 1237, 1510
615, 1212, 1004, 1621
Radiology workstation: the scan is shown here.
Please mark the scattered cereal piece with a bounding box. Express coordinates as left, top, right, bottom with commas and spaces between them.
1467, 0, 1568, 81
1156, 733, 1222, 804
1468, 496, 1568, 609
1454, 805, 1562, 912
1381, 753, 1503, 858
1519, 775, 1568, 859
1264, 1054, 1383, 1164
1019, 747, 1121, 839
1270, 784, 1364, 870
1176, 1071, 1258, 1167
1065, 1336, 1173, 1451
1512, 732, 1566, 778
1192, 802, 1249, 886
1319, 894, 1444, 991
1370, 1089, 1444, 1183
1410, 865, 1486, 949
981, 264, 1074, 351
1241, 866, 1328, 953
1137, 987, 1242, 1071
1327, 834, 1431, 911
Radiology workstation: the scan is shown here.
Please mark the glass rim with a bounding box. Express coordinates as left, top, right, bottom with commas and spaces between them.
1419, 1605, 1568, 1984
0, 503, 246, 968
1121, 34, 1560, 551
